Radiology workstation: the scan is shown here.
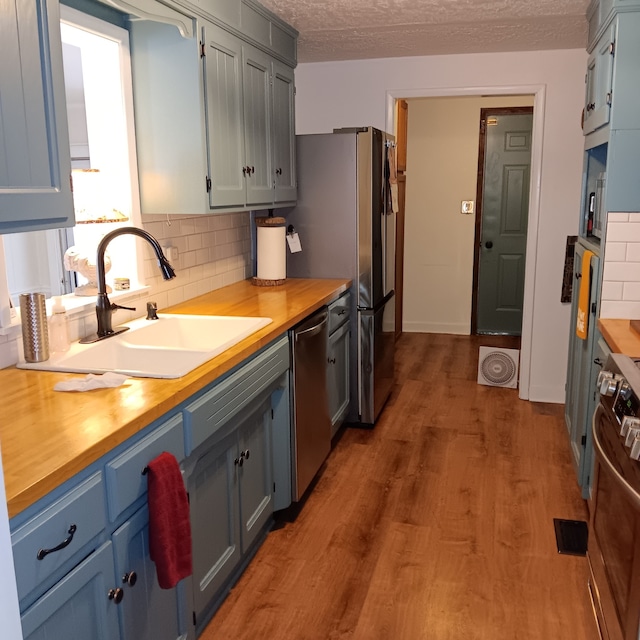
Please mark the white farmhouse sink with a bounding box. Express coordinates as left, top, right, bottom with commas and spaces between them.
17, 314, 273, 379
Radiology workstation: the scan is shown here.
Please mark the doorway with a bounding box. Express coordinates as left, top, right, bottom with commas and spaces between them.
472, 107, 534, 336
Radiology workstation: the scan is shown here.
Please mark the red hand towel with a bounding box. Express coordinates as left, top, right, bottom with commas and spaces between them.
147, 452, 193, 589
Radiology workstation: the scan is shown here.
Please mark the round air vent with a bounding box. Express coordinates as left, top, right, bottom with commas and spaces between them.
478, 349, 519, 387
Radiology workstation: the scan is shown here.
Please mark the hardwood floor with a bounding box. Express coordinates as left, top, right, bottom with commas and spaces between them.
200, 333, 598, 639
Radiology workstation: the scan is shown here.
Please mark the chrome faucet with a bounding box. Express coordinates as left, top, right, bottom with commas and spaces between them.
80, 227, 176, 343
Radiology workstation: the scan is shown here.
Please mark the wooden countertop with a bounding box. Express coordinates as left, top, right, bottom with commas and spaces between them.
598, 318, 640, 356
0, 278, 350, 519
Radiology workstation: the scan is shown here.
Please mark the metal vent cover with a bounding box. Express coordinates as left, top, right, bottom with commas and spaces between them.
477, 347, 519, 389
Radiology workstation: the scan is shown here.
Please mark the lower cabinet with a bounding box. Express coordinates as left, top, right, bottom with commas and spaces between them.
187, 396, 273, 632
20, 542, 120, 640
112, 506, 187, 640
565, 240, 601, 498
328, 321, 350, 435
12, 333, 294, 640
327, 292, 351, 437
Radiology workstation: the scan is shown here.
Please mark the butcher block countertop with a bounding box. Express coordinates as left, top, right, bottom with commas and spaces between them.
598, 318, 640, 357
0, 278, 350, 519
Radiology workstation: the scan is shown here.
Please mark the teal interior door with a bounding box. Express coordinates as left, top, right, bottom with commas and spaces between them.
475, 109, 533, 335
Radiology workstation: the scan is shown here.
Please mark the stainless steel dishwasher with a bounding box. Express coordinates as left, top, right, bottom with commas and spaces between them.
290, 306, 332, 501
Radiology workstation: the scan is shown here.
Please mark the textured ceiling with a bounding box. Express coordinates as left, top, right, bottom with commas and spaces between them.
260, 0, 591, 63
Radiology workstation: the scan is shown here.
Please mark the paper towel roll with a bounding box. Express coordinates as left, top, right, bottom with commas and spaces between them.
257, 224, 286, 281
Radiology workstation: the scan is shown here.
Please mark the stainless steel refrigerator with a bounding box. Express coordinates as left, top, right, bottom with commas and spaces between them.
285, 126, 395, 426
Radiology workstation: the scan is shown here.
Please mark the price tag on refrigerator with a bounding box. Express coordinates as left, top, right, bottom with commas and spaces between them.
287, 232, 302, 253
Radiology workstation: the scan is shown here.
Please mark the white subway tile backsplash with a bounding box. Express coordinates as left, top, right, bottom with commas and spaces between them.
606, 222, 640, 243
604, 241, 627, 263
623, 282, 640, 301
600, 300, 640, 319
601, 280, 624, 301
626, 243, 640, 262
603, 261, 640, 282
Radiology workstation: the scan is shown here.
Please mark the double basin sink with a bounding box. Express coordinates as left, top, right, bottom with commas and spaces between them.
18, 314, 272, 378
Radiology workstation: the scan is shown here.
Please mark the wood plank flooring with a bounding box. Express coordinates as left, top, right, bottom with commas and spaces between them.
200, 333, 598, 639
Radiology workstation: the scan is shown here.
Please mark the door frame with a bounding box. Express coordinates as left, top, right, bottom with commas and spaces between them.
471, 106, 534, 335
385, 84, 546, 401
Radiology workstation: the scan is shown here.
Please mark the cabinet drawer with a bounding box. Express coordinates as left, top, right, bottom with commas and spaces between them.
184, 336, 289, 453
12, 472, 106, 602
105, 413, 184, 521
328, 292, 351, 333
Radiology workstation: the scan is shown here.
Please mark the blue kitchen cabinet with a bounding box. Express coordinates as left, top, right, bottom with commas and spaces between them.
112, 506, 187, 640
327, 292, 351, 436
272, 60, 297, 204
11, 330, 293, 640
20, 542, 120, 640
566, 2, 640, 498
564, 241, 601, 498
0, 0, 74, 233
128, 1, 297, 215
12, 412, 187, 640
184, 335, 289, 634
242, 42, 274, 207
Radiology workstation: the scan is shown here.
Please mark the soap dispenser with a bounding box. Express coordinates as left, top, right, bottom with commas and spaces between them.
49, 296, 70, 353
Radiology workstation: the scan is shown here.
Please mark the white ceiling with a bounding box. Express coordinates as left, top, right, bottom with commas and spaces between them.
260, 0, 591, 63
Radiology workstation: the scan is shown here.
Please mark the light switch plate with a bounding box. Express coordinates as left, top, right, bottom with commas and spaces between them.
461, 200, 475, 214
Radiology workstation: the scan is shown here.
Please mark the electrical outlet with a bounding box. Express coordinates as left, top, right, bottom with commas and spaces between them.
162, 246, 178, 261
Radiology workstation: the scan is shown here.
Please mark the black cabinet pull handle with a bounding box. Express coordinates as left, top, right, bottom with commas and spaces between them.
241, 449, 250, 460
37, 524, 77, 560
594, 358, 603, 367
235, 456, 243, 467
328, 357, 336, 364
275, 167, 282, 175
575, 272, 582, 280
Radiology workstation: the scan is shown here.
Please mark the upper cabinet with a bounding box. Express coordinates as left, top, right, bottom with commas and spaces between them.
130, 0, 298, 215
583, 0, 640, 137
0, 0, 74, 234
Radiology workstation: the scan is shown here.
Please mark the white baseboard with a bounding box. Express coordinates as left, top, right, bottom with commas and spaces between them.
402, 321, 470, 335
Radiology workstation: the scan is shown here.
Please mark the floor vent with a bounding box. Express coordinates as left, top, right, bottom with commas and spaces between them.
553, 518, 588, 556
477, 347, 519, 389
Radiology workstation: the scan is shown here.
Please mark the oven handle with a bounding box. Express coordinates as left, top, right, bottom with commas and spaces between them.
592, 403, 640, 510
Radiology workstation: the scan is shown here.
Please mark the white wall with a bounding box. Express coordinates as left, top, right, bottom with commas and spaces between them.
403, 95, 534, 335
294, 49, 587, 402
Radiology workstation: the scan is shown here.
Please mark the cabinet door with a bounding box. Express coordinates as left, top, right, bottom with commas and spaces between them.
112, 506, 186, 640
565, 243, 600, 491
0, 0, 74, 233
237, 397, 273, 553
20, 542, 120, 640
202, 22, 246, 209
272, 60, 296, 204
584, 23, 615, 135
188, 429, 240, 622
327, 322, 350, 436
242, 43, 273, 206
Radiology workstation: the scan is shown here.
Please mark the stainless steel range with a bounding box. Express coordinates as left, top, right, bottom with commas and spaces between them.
589, 353, 640, 640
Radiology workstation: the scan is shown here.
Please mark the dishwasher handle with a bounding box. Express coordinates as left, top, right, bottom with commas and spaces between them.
294, 310, 328, 341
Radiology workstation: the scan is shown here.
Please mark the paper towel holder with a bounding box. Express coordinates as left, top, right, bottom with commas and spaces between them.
252, 215, 287, 287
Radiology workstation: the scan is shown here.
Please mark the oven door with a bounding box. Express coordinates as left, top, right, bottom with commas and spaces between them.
589, 404, 640, 640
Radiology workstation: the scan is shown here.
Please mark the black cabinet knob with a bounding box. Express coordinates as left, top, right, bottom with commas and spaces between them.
108, 588, 124, 604
484, 240, 493, 249
122, 571, 137, 587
